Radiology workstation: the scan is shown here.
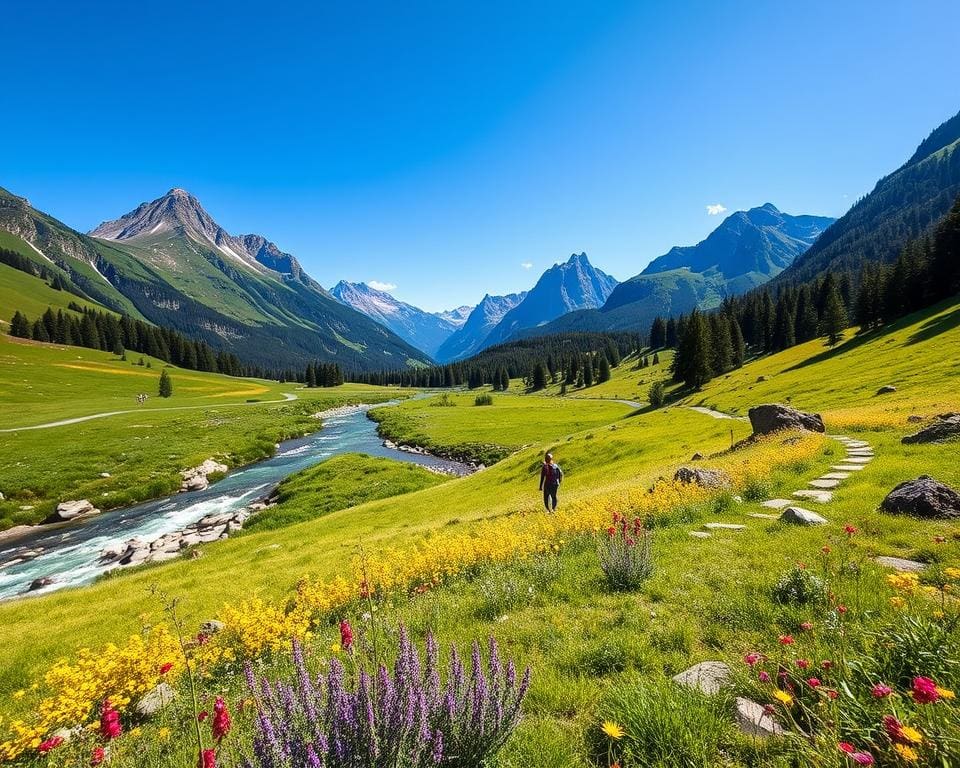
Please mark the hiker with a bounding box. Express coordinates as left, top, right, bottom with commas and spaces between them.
539, 452, 563, 512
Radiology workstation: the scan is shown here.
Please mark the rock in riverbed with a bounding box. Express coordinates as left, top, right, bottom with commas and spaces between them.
180, 459, 228, 492
880, 476, 960, 519
748, 404, 825, 436
42, 499, 99, 524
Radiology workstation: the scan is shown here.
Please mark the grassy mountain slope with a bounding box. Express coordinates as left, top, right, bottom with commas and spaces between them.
778, 109, 960, 284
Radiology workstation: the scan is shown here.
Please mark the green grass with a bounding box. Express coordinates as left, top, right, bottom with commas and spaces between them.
369, 391, 637, 463
0, 263, 107, 322
242, 453, 449, 532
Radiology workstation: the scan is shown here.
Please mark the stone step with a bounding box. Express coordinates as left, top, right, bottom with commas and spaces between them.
820, 472, 851, 480
780, 506, 829, 525
761, 498, 793, 509
844, 457, 873, 464
703, 522, 746, 530
832, 464, 865, 471
689, 531, 712, 539
747, 513, 780, 520
809, 478, 841, 489
875, 556, 927, 572
793, 489, 833, 503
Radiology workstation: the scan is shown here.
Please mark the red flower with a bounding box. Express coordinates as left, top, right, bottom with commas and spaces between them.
800, 621, 813, 631
912, 676, 939, 704
836, 605, 848, 615
100, 699, 122, 741
883, 714, 906, 742
796, 659, 809, 670
839, 742, 855, 754
625, 537, 635, 547
159, 662, 173, 675
807, 677, 822, 688
198, 748, 216, 768
821, 660, 834, 669
778, 635, 794, 645
743, 652, 761, 666
871, 683, 893, 698
90, 746, 106, 766
844, 525, 857, 536
212, 696, 232, 743
827, 689, 839, 700
38, 736, 64, 753
340, 619, 354, 651
606, 526, 616, 536
198, 711, 209, 723
196, 632, 211, 646
758, 671, 771, 683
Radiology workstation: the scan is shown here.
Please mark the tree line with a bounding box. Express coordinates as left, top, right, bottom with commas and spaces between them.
661, 193, 960, 390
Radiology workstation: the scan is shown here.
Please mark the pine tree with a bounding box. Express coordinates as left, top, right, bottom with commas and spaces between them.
652, 351, 660, 365
709, 314, 733, 374
649, 316, 667, 349
583, 355, 594, 387
821, 281, 848, 347
9, 311, 30, 338
598, 354, 611, 382
729, 317, 745, 368
531, 361, 548, 391
158, 368, 173, 398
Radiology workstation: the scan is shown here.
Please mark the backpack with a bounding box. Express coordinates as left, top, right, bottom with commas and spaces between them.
545, 463, 561, 485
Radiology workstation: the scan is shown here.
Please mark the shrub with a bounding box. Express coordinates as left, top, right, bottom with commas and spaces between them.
244, 629, 529, 768
598, 513, 654, 591
431, 393, 456, 407
648, 381, 666, 408
771, 566, 826, 606
474, 393, 494, 406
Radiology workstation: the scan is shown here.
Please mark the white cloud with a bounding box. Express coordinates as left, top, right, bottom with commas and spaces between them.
520, 262, 533, 270
368, 280, 397, 292
706, 204, 727, 216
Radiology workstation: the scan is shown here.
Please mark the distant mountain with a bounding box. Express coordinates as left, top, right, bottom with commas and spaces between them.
526, 205, 832, 339
435, 305, 472, 328
0, 186, 432, 371
479, 253, 618, 349
435, 291, 527, 362
330, 281, 467, 358
775, 108, 960, 285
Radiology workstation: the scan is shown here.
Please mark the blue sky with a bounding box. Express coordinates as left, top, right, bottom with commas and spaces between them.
3, 1, 959, 311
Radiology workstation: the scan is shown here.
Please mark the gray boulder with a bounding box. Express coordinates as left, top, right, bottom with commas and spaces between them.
673, 661, 730, 695
779, 506, 829, 526
748, 404, 825, 436
28, 576, 55, 591
43, 499, 99, 524
735, 697, 784, 737
673, 467, 731, 489
880, 476, 960, 519
135, 683, 176, 717
902, 414, 960, 445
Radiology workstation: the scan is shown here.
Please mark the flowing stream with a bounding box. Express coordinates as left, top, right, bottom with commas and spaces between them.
0, 403, 469, 600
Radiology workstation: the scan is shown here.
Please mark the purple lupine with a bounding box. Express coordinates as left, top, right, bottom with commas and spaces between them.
244, 627, 529, 768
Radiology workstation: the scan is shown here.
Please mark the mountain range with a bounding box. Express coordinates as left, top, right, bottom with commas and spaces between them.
0, 188, 432, 371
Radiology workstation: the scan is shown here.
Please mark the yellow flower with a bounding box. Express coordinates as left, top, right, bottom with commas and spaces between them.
772, 689, 793, 706
330, 643, 342, 654
11, 691, 24, 701
936, 686, 955, 700
894, 743, 919, 762
945, 567, 960, 580
158, 727, 171, 740
128, 727, 142, 738
899, 725, 923, 745
601, 720, 625, 740
890, 596, 906, 609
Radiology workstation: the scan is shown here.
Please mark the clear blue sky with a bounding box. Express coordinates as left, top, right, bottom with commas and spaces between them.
3, 1, 958, 311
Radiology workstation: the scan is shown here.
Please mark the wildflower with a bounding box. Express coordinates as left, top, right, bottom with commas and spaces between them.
844, 525, 857, 535
758, 671, 771, 683
100, 699, 122, 741
936, 686, 955, 700
821, 660, 834, 669
945, 567, 960, 580
330, 642, 341, 654
198, 711, 209, 723
883, 715, 922, 744
38, 736, 64, 753
827, 689, 839, 699
822, 546, 832, 554
796, 659, 810, 670
800, 621, 813, 631
890, 596, 905, 608
601, 721, 624, 740
778, 635, 795, 645
744, 652, 761, 666
196, 631, 211, 645
11, 691, 24, 701
851, 752, 874, 765
807, 677, 822, 688
839, 742, 855, 753
894, 744, 919, 762
198, 748, 216, 768
159, 662, 173, 675
772, 689, 793, 706
90, 746, 106, 765
871, 683, 893, 698
912, 677, 940, 704
339, 619, 354, 651
836, 605, 848, 614
128, 727, 142, 738
158, 727, 171, 740
212, 696, 232, 742
606, 526, 616, 536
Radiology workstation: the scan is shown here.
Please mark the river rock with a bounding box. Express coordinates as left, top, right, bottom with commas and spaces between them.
673, 467, 731, 489
780, 506, 829, 526
44, 499, 99, 524
877, 385, 897, 395
672, 661, 731, 695
902, 413, 960, 445
748, 404, 825, 436
29, 576, 55, 591
180, 459, 228, 492
135, 683, 176, 717
880, 476, 960, 519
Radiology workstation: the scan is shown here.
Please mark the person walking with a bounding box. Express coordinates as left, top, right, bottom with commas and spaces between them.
539, 452, 563, 512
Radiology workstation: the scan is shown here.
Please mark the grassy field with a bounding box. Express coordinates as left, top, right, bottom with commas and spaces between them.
242, 453, 449, 533
0, 262, 107, 322
0, 336, 405, 527
2, 299, 960, 766
369, 391, 637, 463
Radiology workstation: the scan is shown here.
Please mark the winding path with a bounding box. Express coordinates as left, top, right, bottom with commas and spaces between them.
0, 392, 298, 433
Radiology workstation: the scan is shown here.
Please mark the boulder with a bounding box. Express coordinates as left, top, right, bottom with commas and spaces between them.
902, 413, 960, 445
875, 556, 927, 573
200, 619, 225, 635
28, 576, 55, 591
99, 472, 111, 478
135, 683, 176, 717
673, 467, 731, 489
735, 697, 784, 737
880, 476, 960, 520
690, 452, 705, 461
779, 506, 829, 526
877, 385, 897, 395
44, 499, 98, 524
184, 475, 209, 492
672, 661, 731, 695
748, 404, 825, 436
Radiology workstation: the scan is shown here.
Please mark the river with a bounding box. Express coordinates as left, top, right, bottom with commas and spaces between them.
0, 403, 470, 600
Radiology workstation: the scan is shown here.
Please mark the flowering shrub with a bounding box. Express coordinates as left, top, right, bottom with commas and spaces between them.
243, 628, 529, 767
598, 513, 653, 590
771, 565, 826, 606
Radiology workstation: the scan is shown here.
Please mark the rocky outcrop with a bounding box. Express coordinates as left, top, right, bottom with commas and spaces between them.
673, 467, 731, 489
902, 413, 960, 445
180, 459, 228, 492
42, 499, 99, 524
748, 404, 825, 436
880, 476, 960, 519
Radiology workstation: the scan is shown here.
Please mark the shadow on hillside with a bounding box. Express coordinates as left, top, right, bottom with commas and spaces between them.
905, 303, 960, 345
783, 328, 881, 372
